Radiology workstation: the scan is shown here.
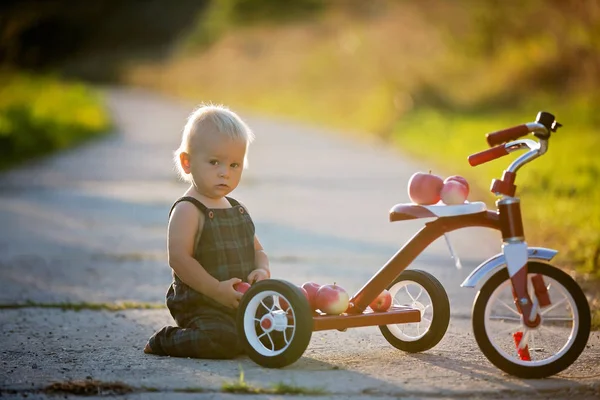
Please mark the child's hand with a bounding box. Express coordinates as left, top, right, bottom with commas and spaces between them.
214, 278, 244, 309
248, 268, 269, 284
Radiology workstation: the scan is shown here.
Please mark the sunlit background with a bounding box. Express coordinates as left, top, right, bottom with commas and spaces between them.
1, 0, 599, 318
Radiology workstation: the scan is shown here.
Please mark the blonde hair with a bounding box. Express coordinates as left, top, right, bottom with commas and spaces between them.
174, 104, 255, 182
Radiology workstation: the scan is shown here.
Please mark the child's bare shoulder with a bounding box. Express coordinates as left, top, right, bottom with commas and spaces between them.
169, 200, 205, 227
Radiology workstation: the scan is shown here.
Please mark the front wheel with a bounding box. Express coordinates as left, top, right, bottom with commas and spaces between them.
379, 269, 450, 353
472, 262, 591, 379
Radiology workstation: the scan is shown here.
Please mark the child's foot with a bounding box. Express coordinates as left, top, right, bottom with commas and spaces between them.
143, 342, 153, 354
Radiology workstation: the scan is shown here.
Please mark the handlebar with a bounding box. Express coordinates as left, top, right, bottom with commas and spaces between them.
468, 144, 508, 166
467, 111, 561, 197
468, 111, 562, 167
486, 124, 530, 147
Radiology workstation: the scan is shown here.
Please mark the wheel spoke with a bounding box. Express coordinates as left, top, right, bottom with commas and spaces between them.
405, 285, 416, 302
540, 297, 567, 316
542, 316, 574, 322
257, 331, 267, 340
538, 324, 555, 335
414, 286, 424, 302
489, 315, 521, 321
493, 324, 524, 338
282, 329, 289, 345
260, 298, 273, 313
530, 331, 536, 362
266, 333, 274, 351
519, 330, 531, 349
498, 299, 520, 316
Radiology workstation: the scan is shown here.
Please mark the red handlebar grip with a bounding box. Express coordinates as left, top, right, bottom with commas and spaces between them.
486, 124, 530, 147
468, 145, 509, 166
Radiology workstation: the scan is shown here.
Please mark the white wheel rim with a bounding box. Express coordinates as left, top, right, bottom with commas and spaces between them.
243, 290, 297, 356
483, 273, 579, 366
386, 280, 434, 341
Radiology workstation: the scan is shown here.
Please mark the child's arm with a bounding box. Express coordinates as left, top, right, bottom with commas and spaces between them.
248, 235, 271, 283
168, 202, 243, 309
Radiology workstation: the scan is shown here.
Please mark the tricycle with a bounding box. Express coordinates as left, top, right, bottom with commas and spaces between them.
236, 111, 591, 379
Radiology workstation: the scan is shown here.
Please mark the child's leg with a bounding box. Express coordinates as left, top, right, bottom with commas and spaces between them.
146, 308, 242, 359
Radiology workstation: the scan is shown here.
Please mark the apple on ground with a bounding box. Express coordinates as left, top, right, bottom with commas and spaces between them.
315, 283, 350, 315
234, 282, 251, 294
301, 281, 322, 310
369, 290, 393, 312
440, 180, 469, 205
408, 171, 444, 205
279, 286, 310, 310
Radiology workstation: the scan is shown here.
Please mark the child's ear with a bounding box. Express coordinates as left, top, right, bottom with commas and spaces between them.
180, 152, 191, 174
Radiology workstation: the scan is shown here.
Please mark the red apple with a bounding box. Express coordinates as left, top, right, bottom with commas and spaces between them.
369, 290, 393, 312
440, 180, 469, 205
234, 282, 251, 294
279, 286, 310, 310
444, 175, 470, 193
301, 281, 322, 310
315, 283, 350, 315
408, 171, 444, 205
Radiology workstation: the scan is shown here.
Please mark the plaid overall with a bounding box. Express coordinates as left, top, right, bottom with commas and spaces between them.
147, 196, 256, 359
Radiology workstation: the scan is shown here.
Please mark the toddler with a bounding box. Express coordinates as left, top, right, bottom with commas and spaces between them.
144, 104, 270, 359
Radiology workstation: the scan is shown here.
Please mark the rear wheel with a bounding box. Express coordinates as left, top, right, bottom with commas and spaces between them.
237, 279, 313, 368
472, 262, 590, 378
379, 269, 450, 352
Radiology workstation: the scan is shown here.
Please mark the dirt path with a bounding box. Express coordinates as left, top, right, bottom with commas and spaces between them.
1, 88, 598, 399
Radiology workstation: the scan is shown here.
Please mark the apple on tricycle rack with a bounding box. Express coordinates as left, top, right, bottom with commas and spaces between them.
408, 171, 444, 205
301, 281, 322, 310
369, 289, 392, 312
234, 282, 251, 294
315, 283, 350, 315
444, 175, 470, 193
440, 179, 469, 205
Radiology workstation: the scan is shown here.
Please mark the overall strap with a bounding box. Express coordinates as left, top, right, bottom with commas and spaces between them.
226, 196, 240, 207
169, 196, 207, 218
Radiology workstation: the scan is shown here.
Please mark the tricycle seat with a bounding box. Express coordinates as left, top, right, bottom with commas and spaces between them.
389, 201, 487, 222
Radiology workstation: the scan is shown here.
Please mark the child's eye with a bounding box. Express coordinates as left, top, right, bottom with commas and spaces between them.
209, 160, 219, 166
230, 163, 240, 169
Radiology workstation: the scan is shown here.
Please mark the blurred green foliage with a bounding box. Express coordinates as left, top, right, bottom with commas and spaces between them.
425, 0, 600, 112
0, 72, 111, 168
185, 0, 325, 48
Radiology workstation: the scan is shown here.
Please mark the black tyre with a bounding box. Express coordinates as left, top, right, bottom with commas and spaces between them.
472, 262, 591, 379
237, 279, 313, 368
379, 269, 450, 352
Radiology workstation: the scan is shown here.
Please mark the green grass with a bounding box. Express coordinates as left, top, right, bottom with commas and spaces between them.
270, 381, 327, 395
0, 71, 111, 169
221, 366, 327, 395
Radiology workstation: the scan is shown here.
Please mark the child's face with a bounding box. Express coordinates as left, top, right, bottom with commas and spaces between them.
187, 132, 247, 199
